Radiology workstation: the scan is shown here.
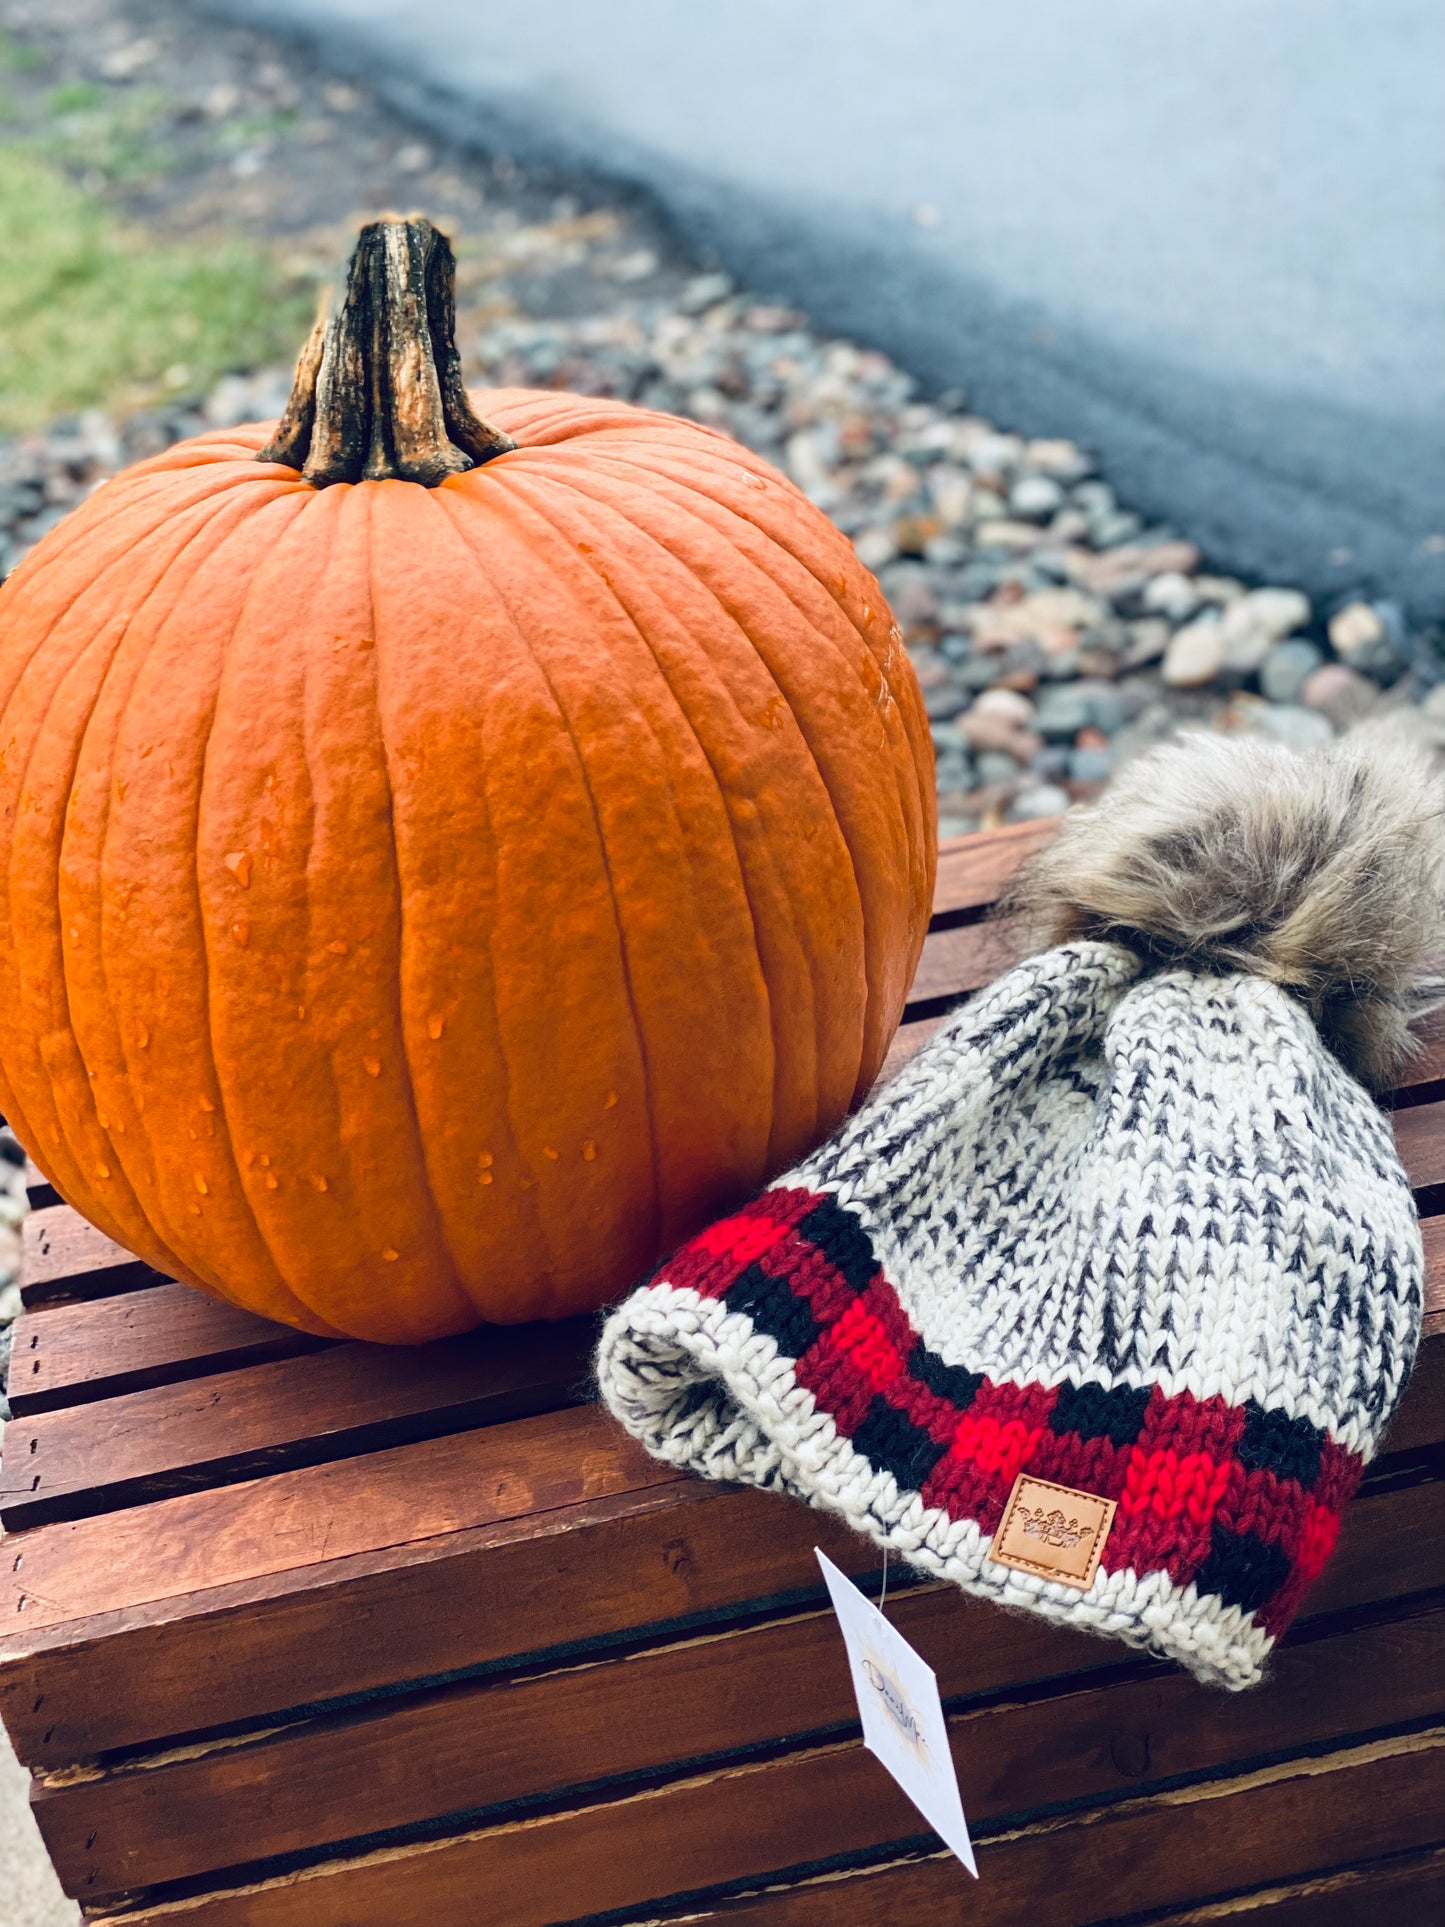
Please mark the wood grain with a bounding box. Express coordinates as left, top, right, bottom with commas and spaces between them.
905, 915, 1019, 1009
1114, 1846, 1445, 1927
34, 1579, 1445, 1900
5, 1289, 333, 1418
1, 1410, 1440, 1771
619, 1734, 1445, 1927
1392, 1100, 1445, 1192
932, 819, 1058, 917
0, 1315, 596, 1529
84, 1723, 1445, 1927
19, 1206, 169, 1308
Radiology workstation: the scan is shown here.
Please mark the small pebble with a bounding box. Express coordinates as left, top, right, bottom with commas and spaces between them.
1069, 745, 1117, 783
1008, 783, 1071, 822
975, 750, 1027, 785
1009, 475, 1065, 521
1161, 617, 1225, 688
1032, 688, 1093, 742
1255, 704, 1335, 750
923, 684, 968, 721
1300, 662, 1379, 727
1258, 639, 1324, 704
1141, 572, 1198, 622
1327, 601, 1401, 680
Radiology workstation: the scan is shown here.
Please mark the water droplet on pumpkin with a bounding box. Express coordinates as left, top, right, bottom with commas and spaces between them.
582, 1140, 597, 1161
382, 1247, 399, 1262
231, 920, 250, 947
224, 851, 252, 889
68, 925, 80, 944
189, 1203, 201, 1215
363, 1055, 381, 1078
136, 1026, 149, 1049
427, 1014, 445, 1040
478, 1170, 493, 1186
519, 1176, 536, 1190
198, 1095, 215, 1113
194, 1174, 209, 1195
328, 940, 349, 956
543, 1146, 559, 1161
187, 1127, 197, 1141
603, 1090, 619, 1110
265, 1173, 278, 1190
311, 1174, 328, 1193
259, 1154, 271, 1167
97, 1112, 109, 1130
296, 1006, 305, 1021
96, 1162, 110, 1179
242, 1150, 256, 1168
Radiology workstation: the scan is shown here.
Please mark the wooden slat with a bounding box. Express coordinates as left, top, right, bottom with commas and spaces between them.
1392, 1100, 1445, 1192
1382, 1328, 1445, 1452
86, 1723, 1445, 1927
1423, 1215, 1445, 1342
0, 1399, 1440, 1770
34, 1570, 1445, 1901
1114, 1846, 1445, 1927
20, 1205, 169, 1308
0, 1315, 597, 1529
623, 1742, 1445, 1927
906, 915, 1018, 1009
636, 1848, 1445, 1927
4, 1288, 332, 1417
932, 819, 1057, 917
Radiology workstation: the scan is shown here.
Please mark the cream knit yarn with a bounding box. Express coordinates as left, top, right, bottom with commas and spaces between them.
597, 732, 1444, 1688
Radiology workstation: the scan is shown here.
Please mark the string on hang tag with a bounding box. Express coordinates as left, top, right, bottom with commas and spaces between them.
877, 1545, 889, 1613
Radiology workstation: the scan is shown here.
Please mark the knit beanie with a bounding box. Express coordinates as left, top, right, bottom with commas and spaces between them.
596, 730, 1445, 1689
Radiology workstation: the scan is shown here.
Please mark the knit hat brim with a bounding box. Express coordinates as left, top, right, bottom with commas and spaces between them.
597, 1176, 1363, 1694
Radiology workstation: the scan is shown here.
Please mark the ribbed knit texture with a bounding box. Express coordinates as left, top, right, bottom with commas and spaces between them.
596, 940, 1423, 1689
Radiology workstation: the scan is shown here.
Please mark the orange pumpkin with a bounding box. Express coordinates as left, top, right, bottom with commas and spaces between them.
0, 219, 934, 1342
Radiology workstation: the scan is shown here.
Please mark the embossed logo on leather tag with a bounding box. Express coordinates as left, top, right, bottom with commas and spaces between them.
989, 1475, 1115, 1590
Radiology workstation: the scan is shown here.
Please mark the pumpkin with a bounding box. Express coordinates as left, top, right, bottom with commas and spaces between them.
0, 219, 934, 1342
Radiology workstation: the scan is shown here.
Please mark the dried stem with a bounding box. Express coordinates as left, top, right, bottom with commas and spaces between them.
258, 217, 515, 487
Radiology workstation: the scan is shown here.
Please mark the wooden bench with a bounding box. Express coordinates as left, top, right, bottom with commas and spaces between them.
1, 818, 1442, 1927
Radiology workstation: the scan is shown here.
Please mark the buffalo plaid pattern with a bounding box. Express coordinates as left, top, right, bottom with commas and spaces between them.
665, 1185, 1363, 1637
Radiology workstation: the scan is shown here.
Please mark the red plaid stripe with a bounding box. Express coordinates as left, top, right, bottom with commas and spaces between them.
661, 1187, 1365, 1633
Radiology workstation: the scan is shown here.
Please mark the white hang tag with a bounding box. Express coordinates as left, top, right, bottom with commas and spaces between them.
816, 1549, 978, 1877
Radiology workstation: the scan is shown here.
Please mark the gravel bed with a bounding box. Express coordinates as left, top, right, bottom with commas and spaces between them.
5, 319, 1439, 837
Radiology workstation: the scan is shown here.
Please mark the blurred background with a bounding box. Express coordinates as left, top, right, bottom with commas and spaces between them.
3, 0, 1444, 840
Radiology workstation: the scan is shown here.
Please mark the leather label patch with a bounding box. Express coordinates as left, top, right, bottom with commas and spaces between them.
989, 1474, 1115, 1590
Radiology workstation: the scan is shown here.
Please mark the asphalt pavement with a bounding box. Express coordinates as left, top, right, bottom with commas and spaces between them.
201, 0, 1445, 623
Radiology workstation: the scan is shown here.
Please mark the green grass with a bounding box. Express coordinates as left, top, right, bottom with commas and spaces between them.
40, 82, 177, 183
0, 29, 44, 74
0, 147, 316, 432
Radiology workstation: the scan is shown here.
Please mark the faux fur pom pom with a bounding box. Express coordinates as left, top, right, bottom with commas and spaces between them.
1013, 728, 1445, 1088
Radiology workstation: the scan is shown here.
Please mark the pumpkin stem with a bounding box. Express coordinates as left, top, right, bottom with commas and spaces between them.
257, 217, 516, 487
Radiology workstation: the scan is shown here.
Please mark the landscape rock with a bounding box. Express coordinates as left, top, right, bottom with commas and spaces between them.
1255, 704, 1335, 750
1008, 783, 1071, 822
1161, 616, 1226, 688
1300, 662, 1379, 727
1258, 639, 1325, 704
1328, 601, 1403, 680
